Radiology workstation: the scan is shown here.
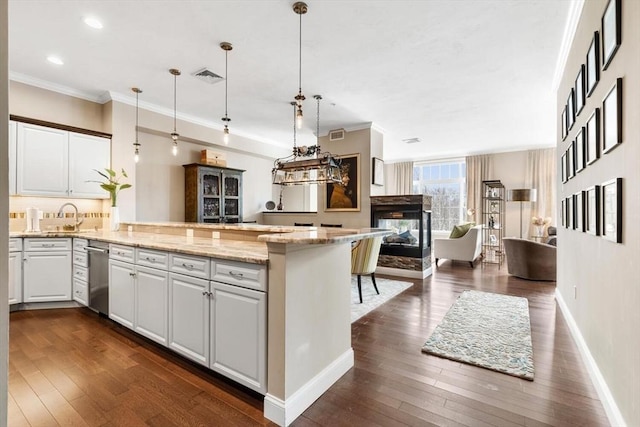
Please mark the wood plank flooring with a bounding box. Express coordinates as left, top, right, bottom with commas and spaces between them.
8, 263, 609, 426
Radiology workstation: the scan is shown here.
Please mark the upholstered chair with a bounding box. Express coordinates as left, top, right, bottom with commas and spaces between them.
433, 225, 483, 268
351, 237, 383, 303
503, 237, 556, 281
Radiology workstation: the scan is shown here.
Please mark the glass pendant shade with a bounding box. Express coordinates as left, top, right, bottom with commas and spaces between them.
132, 87, 142, 163
169, 68, 181, 155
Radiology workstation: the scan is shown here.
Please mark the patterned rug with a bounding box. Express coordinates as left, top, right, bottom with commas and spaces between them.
421, 290, 534, 380
351, 276, 413, 323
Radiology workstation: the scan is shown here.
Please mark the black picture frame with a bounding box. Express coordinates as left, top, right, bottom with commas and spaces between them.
372, 157, 384, 186
586, 31, 600, 97
575, 190, 585, 232
602, 0, 621, 70
586, 185, 600, 236
561, 199, 566, 227
567, 142, 575, 179
561, 106, 567, 141
561, 151, 568, 183
575, 127, 585, 173
602, 77, 623, 154
575, 65, 585, 116
602, 178, 622, 243
567, 89, 575, 130
325, 153, 360, 212
567, 196, 574, 229
586, 108, 600, 165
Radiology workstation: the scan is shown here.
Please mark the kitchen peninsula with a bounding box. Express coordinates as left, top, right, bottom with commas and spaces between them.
9, 222, 390, 426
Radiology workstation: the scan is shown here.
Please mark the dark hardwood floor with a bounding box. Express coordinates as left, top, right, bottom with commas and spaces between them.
8, 262, 609, 426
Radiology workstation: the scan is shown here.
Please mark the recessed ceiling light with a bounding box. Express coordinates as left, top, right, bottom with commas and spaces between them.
47, 56, 64, 65
83, 16, 103, 29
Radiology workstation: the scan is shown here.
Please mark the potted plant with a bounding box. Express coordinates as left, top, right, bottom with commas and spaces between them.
91, 168, 131, 231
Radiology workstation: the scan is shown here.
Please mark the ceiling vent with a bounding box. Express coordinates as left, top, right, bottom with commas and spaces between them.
402, 137, 421, 144
192, 68, 224, 85
329, 128, 345, 141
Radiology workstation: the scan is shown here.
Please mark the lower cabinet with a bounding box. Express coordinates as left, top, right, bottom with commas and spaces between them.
23, 251, 72, 302
135, 265, 169, 346
8, 251, 22, 305
109, 259, 135, 328
211, 281, 266, 394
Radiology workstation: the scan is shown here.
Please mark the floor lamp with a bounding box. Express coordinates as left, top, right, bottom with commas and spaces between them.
506, 189, 537, 238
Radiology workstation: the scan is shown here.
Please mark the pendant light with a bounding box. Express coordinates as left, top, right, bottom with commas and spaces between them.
293, 1, 307, 129
220, 42, 233, 145
169, 68, 181, 156
132, 87, 142, 163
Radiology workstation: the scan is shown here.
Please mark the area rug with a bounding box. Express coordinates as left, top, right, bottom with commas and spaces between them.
421, 290, 534, 380
351, 276, 413, 323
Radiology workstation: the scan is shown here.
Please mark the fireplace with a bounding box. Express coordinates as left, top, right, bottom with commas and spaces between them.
371, 195, 432, 277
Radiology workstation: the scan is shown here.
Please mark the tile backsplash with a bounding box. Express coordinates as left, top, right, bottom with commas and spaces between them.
9, 196, 109, 232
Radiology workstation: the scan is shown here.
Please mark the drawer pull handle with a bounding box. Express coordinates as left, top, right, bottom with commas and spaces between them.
229, 271, 244, 279
42, 244, 54, 248
145, 256, 155, 263
182, 263, 194, 270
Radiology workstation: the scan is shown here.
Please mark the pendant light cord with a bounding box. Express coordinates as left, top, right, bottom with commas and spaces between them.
225, 50, 229, 118
298, 11, 302, 94
292, 102, 297, 151
135, 91, 139, 143
173, 73, 177, 132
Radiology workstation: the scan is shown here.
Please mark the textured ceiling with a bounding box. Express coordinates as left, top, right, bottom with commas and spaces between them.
8, 0, 570, 161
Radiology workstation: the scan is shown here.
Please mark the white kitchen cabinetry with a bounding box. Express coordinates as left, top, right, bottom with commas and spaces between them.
23, 238, 72, 302
72, 238, 88, 306
15, 122, 110, 198
135, 265, 169, 346
9, 120, 16, 195
109, 259, 135, 329
168, 273, 210, 366
8, 238, 23, 305
210, 281, 266, 394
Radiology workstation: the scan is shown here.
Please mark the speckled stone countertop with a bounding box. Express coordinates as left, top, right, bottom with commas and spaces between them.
10, 222, 392, 264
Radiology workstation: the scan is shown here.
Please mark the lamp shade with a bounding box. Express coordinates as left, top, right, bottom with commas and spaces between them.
507, 188, 537, 202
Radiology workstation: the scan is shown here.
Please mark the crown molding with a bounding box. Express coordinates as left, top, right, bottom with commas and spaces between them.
10, 72, 107, 103
551, 0, 585, 92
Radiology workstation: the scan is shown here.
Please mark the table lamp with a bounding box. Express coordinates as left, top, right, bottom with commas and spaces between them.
507, 189, 537, 238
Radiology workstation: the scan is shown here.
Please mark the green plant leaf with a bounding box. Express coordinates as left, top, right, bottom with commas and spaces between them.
121, 168, 128, 178
106, 168, 116, 177
95, 169, 110, 180
119, 184, 132, 190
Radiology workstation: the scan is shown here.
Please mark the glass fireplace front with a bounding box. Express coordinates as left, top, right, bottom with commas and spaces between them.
371, 202, 431, 259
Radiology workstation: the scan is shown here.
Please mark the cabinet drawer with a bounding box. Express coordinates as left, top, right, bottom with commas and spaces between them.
110, 244, 134, 262
211, 259, 267, 292
73, 264, 88, 282
73, 250, 88, 267
169, 253, 210, 279
73, 238, 88, 252
136, 248, 169, 270
9, 238, 22, 252
24, 238, 71, 251
73, 279, 88, 306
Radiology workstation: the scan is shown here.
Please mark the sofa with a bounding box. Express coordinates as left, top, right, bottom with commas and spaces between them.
434, 225, 483, 268
503, 237, 556, 281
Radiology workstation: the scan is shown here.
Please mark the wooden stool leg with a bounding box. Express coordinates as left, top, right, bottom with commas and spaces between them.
357, 275, 363, 303
371, 273, 380, 295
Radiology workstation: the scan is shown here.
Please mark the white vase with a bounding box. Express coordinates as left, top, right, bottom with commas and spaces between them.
110, 206, 120, 231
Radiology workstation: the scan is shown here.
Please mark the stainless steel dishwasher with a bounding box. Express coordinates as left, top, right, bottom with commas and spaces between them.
86, 240, 109, 315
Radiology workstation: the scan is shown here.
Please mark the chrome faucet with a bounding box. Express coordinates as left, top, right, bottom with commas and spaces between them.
57, 202, 84, 231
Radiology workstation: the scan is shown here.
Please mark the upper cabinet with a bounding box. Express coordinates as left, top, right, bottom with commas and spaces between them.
184, 163, 244, 223
15, 122, 110, 198
8, 120, 16, 195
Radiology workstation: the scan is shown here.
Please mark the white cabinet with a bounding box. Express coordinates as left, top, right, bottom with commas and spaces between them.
109, 259, 136, 328
23, 251, 72, 302
134, 265, 169, 346
9, 120, 16, 195
15, 122, 110, 198
72, 238, 88, 306
168, 273, 210, 365
8, 252, 22, 305
210, 281, 266, 394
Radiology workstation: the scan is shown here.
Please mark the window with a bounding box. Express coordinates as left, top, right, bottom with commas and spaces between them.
413, 160, 466, 232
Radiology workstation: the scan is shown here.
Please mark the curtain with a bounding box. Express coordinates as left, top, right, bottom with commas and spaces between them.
525, 148, 556, 237
465, 155, 493, 224
384, 161, 413, 195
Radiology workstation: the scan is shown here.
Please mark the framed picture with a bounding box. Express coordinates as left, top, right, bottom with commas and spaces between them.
325, 153, 360, 211
372, 157, 384, 186
586, 185, 600, 236
561, 151, 567, 183
575, 65, 585, 116
602, 0, 621, 70
567, 196, 574, 229
575, 191, 585, 232
561, 199, 566, 227
586, 108, 600, 165
575, 127, 585, 173
567, 142, 575, 179
561, 107, 567, 140
602, 178, 622, 243
567, 89, 575, 130
602, 78, 623, 154
586, 31, 600, 97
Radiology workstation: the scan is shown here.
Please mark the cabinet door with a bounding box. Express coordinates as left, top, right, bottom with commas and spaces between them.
68, 133, 111, 198
210, 281, 266, 393
221, 172, 242, 223
109, 259, 135, 329
200, 168, 221, 223
168, 273, 209, 366
8, 252, 22, 305
135, 265, 169, 346
9, 120, 16, 195
17, 123, 69, 196
23, 251, 71, 302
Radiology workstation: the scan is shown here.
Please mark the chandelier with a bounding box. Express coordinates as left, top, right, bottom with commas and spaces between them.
272, 94, 342, 186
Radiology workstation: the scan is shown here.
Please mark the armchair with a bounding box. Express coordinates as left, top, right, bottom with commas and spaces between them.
434, 225, 483, 268
503, 237, 556, 281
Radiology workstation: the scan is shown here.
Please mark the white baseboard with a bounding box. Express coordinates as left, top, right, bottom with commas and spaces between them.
376, 266, 432, 279
555, 289, 627, 427
264, 348, 354, 426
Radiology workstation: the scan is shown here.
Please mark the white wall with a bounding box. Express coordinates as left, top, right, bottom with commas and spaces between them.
1, 0, 9, 422
491, 150, 529, 237
557, 1, 640, 425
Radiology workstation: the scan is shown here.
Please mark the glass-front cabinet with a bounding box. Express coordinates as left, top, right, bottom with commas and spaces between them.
184, 163, 244, 223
